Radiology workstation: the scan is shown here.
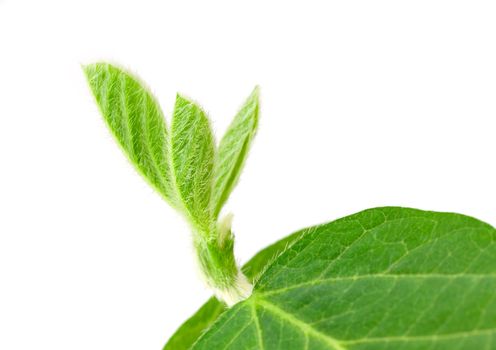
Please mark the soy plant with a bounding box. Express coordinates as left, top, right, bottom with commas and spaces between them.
84, 63, 496, 350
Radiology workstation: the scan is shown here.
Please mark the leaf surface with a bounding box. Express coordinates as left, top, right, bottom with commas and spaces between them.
170, 95, 215, 232
191, 207, 496, 349
83, 63, 176, 204
213, 87, 259, 218
163, 230, 302, 350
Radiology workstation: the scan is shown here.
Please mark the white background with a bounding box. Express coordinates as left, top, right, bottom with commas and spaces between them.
1, 1, 496, 349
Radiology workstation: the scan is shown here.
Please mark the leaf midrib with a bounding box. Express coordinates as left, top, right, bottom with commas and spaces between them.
250, 297, 496, 349
257, 272, 496, 297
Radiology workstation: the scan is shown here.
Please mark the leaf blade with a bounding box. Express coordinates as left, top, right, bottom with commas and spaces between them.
213, 87, 259, 218
170, 95, 215, 232
191, 207, 496, 349
83, 63, 176, 204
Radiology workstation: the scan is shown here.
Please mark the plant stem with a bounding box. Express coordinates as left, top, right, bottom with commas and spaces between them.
193, 215, 252, 306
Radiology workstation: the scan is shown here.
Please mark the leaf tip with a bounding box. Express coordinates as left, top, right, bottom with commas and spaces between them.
248, 86, 260, 118
81, 62, 94, 77
81, 62, 109, 83
252, 85, 260, 96
175, 93, 196, 110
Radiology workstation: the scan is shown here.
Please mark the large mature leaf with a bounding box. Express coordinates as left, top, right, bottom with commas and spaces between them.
191, 207, 496, 349
83, 63, 176, 204
164, 230, 302, 350
212, 87, 259, 218
170, 95, 215, 232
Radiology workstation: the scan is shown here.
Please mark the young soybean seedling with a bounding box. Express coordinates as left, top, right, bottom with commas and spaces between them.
83, 63, 258, 306
84, 63, 496, 350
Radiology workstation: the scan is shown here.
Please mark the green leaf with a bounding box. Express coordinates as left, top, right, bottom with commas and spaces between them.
83, 63, 176, 204
190, 207, 496, 349
163, 229, 303, 350
213, 87, 259, 218
171, 95, 216, 233
163, 298, 224, 350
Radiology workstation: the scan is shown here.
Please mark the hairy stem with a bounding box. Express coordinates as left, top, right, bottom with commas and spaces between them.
193, 216, 252, 306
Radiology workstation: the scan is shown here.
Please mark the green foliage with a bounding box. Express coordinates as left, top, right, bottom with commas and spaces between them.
83, 63, 176, 204
164, 298, 223, 350
85, 64, 496, 350
191, 207, 496, 349
83, 62, 259, 305
213, 87, 259, 219
171, 95, 215, 234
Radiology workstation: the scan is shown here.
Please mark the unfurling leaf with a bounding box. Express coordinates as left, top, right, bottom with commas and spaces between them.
213, 87, 259, 219
170, 95, 215, 234
83, 63, 176, 205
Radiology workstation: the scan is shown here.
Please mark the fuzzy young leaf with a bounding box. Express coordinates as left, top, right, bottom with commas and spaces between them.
213, 87, 259, 218
191, 207, 496, 349
171, 95, 215, 233
83, 63, 176, 204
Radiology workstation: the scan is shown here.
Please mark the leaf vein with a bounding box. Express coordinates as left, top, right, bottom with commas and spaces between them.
255, 299, 346, 350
